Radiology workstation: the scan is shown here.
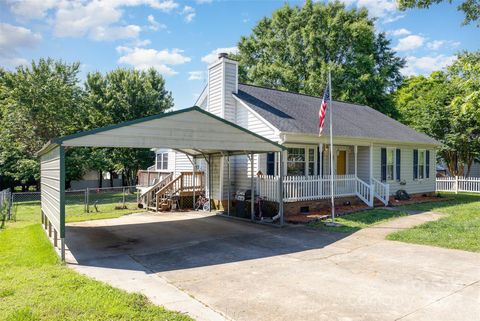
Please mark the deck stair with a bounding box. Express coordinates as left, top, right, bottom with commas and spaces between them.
139, 171, 204, 211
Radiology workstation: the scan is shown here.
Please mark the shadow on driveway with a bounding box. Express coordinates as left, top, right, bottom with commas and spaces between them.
66, 212, 350, 272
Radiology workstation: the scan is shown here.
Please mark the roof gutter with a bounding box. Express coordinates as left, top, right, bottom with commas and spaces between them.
279, 132, 441, 148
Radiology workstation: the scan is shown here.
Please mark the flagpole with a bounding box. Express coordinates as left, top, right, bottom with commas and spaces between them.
328, 68, 335, 223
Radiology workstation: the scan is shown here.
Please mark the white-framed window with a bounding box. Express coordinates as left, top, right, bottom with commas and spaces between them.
418, 150, 425, 179
286, 146, 316, 176
387, 148, 395, 181
156, 152, 169, 170
287, 148, 305, 176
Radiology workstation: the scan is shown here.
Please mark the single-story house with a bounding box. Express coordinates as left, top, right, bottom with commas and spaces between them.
146, 53, 440, 216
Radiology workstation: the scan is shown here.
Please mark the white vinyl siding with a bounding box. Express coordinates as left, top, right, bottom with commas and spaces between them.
207, 63, 222, 117
357, 146, 370, 183
224, 61, 237, 122
373, 146, 435, 195
233, 99, 278, 192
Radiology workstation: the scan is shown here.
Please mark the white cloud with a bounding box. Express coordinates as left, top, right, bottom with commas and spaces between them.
402, 54, 456, 76
149, 0, 179, 12
7, 0, 180, 42
382, 14, 405, 23
147, 15, 166, 31
188, 71, 204, 80
426, 40, 445, 51
388, 28, 411, 37
182, 6, 196, 23
356, 0, 397, 17
195, 0, 212, 3
393, 35, 425, 51
201, 47, 238, 64
0, 23, 42, 67
117, 47, 191, 76
127, 38, 152, 47
426, 40, 461, 51
90, 25, 141, 41
6, 0, 58, 19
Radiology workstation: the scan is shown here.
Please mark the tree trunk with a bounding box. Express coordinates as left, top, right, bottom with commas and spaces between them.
98, 170, 103, 188
109, 170, 114, 187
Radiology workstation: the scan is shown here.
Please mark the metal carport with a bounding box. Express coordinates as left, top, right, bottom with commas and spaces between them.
37, 106, 285, 260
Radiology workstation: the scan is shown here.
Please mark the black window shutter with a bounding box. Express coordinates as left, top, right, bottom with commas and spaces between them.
266, 152, 275, 175
413, 149, 418, 179
426, 150, 430, 178
381, 148, 387, 182
396, 149, 401, 181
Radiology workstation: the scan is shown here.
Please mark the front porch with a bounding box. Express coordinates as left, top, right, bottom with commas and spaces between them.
256, 174, 389, 210
257, 143, 390, 213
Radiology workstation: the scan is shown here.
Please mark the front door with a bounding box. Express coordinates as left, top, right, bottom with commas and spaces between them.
336, 150, 347, 175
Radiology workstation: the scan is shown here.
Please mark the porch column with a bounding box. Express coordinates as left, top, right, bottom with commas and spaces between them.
369, 143, 374, 207
369, 143, 373, 184
227, 153, 231, 216
278, 151, 284, 226
319, 143, 323, 177
354, 145, 358, 177
192, 156, 196, 210
250, 153, 255, 222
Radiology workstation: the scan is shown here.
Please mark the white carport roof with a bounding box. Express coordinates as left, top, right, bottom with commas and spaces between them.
38, 106, 285, 156
37, 107, 285, 261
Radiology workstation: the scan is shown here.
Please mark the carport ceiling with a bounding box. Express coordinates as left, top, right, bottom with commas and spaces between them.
38, 106, 285, 156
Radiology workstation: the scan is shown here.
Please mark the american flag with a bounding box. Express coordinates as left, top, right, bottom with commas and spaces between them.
318, 85, 329, 136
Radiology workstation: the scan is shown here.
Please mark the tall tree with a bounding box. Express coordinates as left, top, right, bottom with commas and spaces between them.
82, 68, 174, 186
394, 51, 480, 176
398, 0, 480, 26
235, 0, 405, 116
0, 59, 83, 190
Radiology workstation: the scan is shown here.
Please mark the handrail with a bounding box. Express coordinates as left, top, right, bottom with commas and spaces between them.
372, 178, 389, 206
156, 173, 183, 197
140, 173, 173, 198
355, 177, 372, 206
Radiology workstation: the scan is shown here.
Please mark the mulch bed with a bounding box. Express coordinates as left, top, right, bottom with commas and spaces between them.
286, 195, 450, 224
389, 195, 450, 207
287, 203, 371, 224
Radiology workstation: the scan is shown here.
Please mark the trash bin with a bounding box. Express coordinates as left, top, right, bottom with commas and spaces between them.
234, 189, 253, 218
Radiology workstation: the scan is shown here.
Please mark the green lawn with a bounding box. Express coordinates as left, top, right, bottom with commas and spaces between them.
11, 195, 140, 224
0, 203, 192, 321
387, 193, 480, 252
308, 208, 408, 233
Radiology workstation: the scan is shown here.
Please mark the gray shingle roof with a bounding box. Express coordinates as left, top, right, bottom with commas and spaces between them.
235, 83, 439, 145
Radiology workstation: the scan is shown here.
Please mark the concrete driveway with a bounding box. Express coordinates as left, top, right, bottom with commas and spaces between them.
66, 211, 480, 321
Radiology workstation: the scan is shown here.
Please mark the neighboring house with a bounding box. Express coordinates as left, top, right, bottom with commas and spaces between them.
437, 160, 480, 177
70, 170, 123, 190
146, 53, 440, 215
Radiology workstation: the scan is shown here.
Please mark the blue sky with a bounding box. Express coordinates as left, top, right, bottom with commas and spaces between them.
1, 0, 478, 109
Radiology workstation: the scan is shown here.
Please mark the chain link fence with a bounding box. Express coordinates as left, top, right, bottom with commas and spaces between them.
0, 188, 12, 228
7, 186, 140, 223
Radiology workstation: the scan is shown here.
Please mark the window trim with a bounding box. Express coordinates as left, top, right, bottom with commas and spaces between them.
417, 149, 427, 180
284, 145, 318, 176
386, 147, 396, 182
156, 151, 169, 171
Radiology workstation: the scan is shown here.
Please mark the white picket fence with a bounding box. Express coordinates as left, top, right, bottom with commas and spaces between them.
256, 175, 389, 207
436, 176, 480, 193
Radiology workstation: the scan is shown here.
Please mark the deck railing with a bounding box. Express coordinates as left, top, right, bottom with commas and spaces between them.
257, 174, 375, 206
436, 176, 480, 193
137, 170, 172, 187
372, 178, 389, 206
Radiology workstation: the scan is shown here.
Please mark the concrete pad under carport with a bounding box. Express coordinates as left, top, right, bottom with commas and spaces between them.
66, 211, 480, 321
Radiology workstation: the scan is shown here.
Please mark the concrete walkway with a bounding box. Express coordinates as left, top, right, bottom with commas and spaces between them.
65, 211, 480, 321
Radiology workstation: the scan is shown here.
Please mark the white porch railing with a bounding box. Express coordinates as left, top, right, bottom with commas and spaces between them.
257, 174, 376, 206
436, 176, 480, 193
372, 178, 389, 206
